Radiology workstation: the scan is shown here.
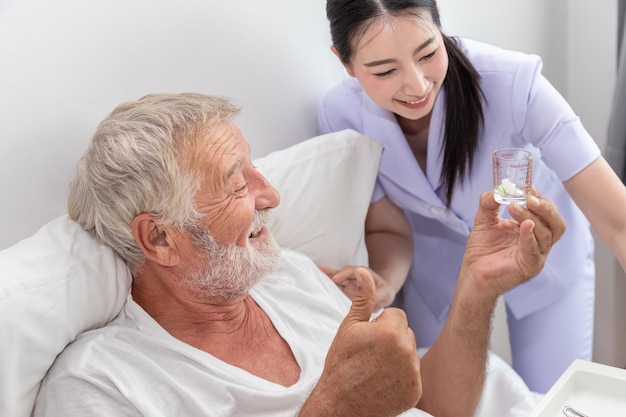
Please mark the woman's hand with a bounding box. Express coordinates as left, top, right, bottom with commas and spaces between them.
318, 265, 396, 312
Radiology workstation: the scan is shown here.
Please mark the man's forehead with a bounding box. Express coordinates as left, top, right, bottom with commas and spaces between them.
196, 122, 235, 155
196, 122, 249, 182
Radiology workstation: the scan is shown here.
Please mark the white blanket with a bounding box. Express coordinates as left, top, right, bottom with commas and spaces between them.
411, 349, 542, 417
475, 352, 543, 417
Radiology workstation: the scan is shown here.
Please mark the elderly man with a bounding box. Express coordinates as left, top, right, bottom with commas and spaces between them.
34, 93, 565, 417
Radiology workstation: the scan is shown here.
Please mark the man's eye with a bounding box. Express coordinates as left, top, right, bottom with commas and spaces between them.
236, 183, 249, 193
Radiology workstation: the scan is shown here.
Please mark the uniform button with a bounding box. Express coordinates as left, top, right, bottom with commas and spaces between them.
430, 206, 444, 215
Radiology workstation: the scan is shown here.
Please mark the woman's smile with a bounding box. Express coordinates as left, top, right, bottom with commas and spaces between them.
396, 93, 431, 110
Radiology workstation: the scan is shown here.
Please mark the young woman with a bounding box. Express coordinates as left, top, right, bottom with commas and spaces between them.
317, 0, 626, 393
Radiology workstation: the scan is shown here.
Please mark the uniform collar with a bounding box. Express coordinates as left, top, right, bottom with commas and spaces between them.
361, 90, 447, 206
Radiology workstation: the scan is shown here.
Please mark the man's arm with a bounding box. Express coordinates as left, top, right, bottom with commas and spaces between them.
299, 268, 422, 417
417, 190, 566, 417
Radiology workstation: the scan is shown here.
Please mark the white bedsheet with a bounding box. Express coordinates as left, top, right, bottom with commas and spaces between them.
414, 349, 542, 417
475, 351, 543, 417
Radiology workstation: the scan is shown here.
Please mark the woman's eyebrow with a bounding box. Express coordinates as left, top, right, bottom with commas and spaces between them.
364, 35, 436, 67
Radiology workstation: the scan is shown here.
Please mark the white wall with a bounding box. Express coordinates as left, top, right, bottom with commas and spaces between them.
566, 0, 626, 370
0, 0, 342, 249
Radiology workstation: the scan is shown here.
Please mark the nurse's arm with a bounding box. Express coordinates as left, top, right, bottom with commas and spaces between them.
365, 196, 414, 306
564, 156, 626, 272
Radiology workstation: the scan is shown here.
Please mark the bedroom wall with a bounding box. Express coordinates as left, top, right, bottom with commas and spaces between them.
0, 0, 342, 250
2, 0, 624, 369
565, 1, 626, 370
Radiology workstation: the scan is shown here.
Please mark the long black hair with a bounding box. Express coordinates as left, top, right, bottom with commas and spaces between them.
327, 0, 485, 205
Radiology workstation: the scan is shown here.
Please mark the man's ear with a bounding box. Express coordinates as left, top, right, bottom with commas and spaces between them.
132, 213, 181, 267
330, 45, 355, 77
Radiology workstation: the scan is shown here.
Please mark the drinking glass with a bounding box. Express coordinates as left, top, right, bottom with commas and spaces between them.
493, 148, 533, 205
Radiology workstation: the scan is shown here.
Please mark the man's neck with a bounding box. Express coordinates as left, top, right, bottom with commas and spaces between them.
131, 281, 301, 386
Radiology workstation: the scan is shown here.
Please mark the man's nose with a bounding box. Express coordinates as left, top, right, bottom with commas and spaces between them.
254, 172, 280, 210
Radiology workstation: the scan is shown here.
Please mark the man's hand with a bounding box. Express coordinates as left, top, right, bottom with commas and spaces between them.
300, 268, 422, 417
461, 188, 566, 298
318, 265, 395, 312
416, 189, 566, 417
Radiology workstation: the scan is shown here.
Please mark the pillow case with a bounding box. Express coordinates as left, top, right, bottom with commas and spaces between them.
0, 128, 382, 417
255, 129, 382, 269
0, 217, 131, 417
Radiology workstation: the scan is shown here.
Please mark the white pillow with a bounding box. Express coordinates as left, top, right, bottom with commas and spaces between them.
256, 129, 382, 269
0, 217, 131, 417
0, 128, 381, 417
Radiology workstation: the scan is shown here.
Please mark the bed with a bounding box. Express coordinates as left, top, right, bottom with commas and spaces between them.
0, 128, 545, 417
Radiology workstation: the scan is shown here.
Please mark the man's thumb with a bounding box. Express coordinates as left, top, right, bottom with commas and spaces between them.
345, 267, 376, 323
473, 191, 501, 227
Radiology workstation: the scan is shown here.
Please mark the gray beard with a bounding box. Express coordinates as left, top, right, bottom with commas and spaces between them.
183, 210, 281, 302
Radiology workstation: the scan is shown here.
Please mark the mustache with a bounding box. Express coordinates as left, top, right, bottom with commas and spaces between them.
248, 209, 272, 236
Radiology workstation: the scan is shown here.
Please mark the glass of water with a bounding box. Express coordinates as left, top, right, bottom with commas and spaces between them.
493, 148, 533, 205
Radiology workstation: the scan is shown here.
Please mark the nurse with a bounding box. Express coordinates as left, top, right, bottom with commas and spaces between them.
317, 0, 626, 393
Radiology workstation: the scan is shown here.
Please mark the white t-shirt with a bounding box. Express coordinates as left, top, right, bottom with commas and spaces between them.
34, 249, 428, 417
